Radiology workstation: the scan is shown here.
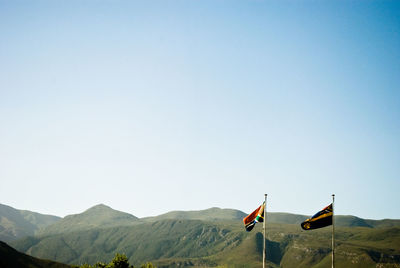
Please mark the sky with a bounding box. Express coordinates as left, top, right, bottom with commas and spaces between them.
0, 0, 399, 220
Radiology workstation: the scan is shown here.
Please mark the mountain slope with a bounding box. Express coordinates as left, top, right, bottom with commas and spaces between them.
0, 240, 70, 268
2, 202, 399, 242
265, 213, 400, 228
12, 219, 400, 267
0, 203, 61, 242
142, 207, 247, 222
266, 212, 308, 225
3, 203, 400, 267
38, 204, 139, 236
144, 208, 400, 229
13, 219, 250, 266
365, 218, 400, 228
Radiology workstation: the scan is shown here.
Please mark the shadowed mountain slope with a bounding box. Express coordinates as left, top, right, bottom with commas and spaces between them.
0, 240, 70, 268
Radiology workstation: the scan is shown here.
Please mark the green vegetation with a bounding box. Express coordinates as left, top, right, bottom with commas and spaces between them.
0, 240, 70, 268
3, 203, 400, 267
11, 220, 400, 267
141, 207, 247, 222
0, 203, 61, 242
143, 208, 400, 228
38, 204, 139, 236
73, 253, 156, 268
0, 242, 156, 268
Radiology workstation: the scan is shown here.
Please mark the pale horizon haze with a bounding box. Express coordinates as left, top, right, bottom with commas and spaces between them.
1, 0, 399, 220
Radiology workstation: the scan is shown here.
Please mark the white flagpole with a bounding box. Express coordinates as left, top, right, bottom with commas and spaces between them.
332, 194, 335, 268
263, 194, 267, 268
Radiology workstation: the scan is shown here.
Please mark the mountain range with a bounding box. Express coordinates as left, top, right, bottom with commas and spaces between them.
0, 203, 60, 242
1, 203, 400, 267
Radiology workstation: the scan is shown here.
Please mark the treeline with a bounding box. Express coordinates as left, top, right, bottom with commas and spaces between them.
73, 253, 155, 268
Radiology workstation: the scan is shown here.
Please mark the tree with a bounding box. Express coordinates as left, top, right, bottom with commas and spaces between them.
94, 262, 107, 268
75, 253, 156, 268
140, 262, 155, 268
107, 253, 130, 268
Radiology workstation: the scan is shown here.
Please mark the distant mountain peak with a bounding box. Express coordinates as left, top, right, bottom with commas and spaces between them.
81, 204, 135, 217
142, 207, 248, 222
93, 203, 109, 208
38, 204, 139, 236
207, 207, 222, 211
84, 204, 113, 211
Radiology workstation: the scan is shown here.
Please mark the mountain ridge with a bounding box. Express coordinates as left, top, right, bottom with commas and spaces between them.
3, 203, 400, 267
10, 219, 400, 267
0, 203, 61, 242
3, 203, 400, 242
38, 203, 139, 236
142, 207, 248, 222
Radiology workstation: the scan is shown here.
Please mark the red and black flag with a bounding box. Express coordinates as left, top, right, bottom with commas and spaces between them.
301, 203, 333, 230
243, 202, 265, 232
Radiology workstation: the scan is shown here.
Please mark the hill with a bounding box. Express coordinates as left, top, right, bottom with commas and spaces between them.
142, 207, 247, 222
0, 240, 70, 268
3, 203, 400, 243
142, 208, 309, 225
145, 208, 400, 229
0, 203, 61, 242
3, 203, 400, 267
12, 219, 263, 267
12, 219, 400, 267
38, 204, 139, 236
364, 218, 400, 228
334, 215, 400, 228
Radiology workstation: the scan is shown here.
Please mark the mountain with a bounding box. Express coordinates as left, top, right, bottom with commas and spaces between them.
3, 202, 399, 243
12, 219, 263, 267
362, 217, 400, 228
142, 207, 247, 222
3, 203, 400, 267
38, 204, 139, 236
0, 203, 61, 242
265, 212, 308, 225
145, 208, 400, 229
11, 219, 400, 267
0, 240, 70, 268
259, 213, 400, 228
266, 213, 400, 228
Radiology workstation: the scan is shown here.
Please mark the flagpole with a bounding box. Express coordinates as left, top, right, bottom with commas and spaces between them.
332, 194, 335, 268
263, 194, 267, 268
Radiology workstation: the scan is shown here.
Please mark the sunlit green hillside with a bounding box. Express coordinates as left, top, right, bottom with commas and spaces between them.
11, 220, 400, 267
37, 204, 139, 236
0, 203, 61, 242
3, 204, 400, 267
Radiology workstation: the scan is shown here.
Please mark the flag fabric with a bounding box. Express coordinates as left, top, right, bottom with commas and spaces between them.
243, 202, 265, 232
301, 203, 333, 230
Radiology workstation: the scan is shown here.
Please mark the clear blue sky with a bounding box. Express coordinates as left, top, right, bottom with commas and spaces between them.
1, 0, 399, 219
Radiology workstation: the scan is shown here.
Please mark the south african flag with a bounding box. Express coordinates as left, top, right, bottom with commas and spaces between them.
243, 202, 265, 232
